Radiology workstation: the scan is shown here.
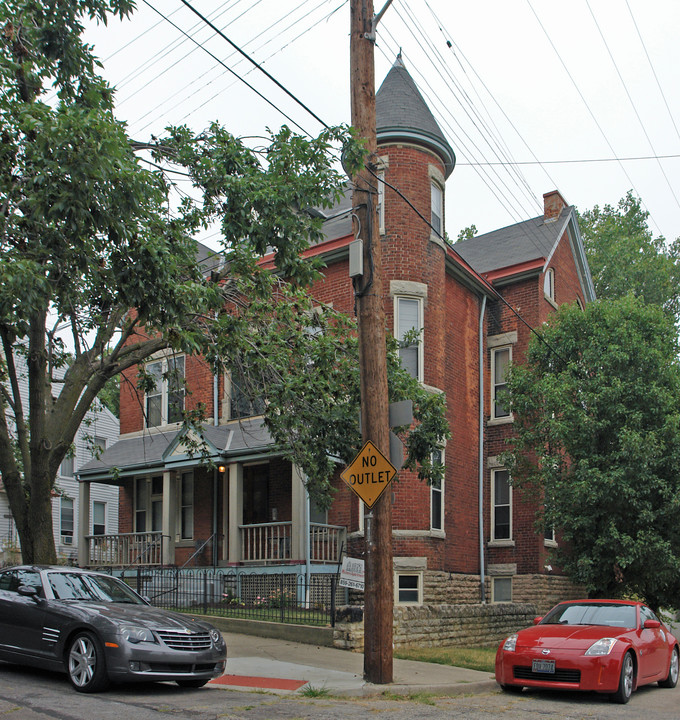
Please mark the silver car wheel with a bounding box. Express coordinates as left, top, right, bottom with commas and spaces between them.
670, 648, 679, 685
622, 653, 634, 698
68, 636, 96, 687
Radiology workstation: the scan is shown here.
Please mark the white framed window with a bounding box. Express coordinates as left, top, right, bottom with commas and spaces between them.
60, 455, 74, 478
492, 468, 512, 541
430, 448, 444, 532
544, 524, 556, 546
395, 572, 423, 605
395, 296, 423, 381
179, 472, 194, 540
492, 576, 512, 603
491, 346, 511, 420
431, 181, 443, 236
145, 355, 185, 428
60, 497, 74, 538
92, 501, 106, 536
544, 268, 555, 302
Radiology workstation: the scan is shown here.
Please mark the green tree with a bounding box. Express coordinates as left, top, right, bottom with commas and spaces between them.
456, 224, 477, 242
0, 1, 446, 563
503, 297, 680, 612
578, 191, 680, 322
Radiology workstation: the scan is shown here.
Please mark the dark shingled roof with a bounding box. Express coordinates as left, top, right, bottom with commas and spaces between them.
78, 418, 273, 480
455, 207, 572, 275
376, 55, 456, 178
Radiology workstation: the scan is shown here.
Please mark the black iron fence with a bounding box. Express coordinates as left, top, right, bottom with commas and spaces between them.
116, 567, 339, 627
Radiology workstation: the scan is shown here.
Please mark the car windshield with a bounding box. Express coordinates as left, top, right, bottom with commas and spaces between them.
541, 602, 636, 629
47, 572, 144, 604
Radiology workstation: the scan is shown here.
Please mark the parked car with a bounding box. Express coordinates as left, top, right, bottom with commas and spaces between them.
495, 599, 679, 703
0, 565, 226, 692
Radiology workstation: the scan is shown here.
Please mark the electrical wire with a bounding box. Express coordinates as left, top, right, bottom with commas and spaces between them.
141, 0, 313, 136
584, 0, 680, 212
177, 0, 331, 130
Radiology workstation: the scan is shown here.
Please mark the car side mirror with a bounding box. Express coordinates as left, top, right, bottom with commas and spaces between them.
17, 585, 39, 599
533, 616, 543, 625
643, 619, 661, 629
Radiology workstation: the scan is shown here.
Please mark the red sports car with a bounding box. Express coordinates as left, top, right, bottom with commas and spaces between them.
495, 599, 679, 703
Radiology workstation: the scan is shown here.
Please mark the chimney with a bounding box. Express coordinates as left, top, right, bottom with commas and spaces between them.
543, 190, 568, 222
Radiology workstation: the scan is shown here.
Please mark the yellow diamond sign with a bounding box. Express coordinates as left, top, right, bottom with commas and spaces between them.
340, 440, 397, 508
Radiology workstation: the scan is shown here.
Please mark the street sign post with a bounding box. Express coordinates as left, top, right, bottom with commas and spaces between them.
340, 440, 397, 508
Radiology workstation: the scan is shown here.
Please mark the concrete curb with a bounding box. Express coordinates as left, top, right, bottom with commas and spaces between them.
334, 678, 499, 697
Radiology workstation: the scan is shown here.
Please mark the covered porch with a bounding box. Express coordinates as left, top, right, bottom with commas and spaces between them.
77, 419, 346, 570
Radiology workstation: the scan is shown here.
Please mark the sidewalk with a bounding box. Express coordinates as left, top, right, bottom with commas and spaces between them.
208, 631, 499, 697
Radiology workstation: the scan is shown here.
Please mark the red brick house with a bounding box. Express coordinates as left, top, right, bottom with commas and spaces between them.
78, 57, 595, 608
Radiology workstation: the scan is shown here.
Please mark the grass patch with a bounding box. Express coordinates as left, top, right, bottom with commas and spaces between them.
299, 685, 331, 698
394, 646, 497, 674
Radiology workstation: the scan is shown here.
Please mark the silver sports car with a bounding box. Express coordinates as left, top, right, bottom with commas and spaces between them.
0, 565, 226, 692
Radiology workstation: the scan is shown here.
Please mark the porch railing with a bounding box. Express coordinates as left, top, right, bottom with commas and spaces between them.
240, 522, 292, 563
310, 523, 346, 563
86, 532, 163, 567
239, 522, 346, 564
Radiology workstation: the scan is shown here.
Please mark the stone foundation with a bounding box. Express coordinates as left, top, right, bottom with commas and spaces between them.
334, 572, 586, 651
333, 602, 537, 651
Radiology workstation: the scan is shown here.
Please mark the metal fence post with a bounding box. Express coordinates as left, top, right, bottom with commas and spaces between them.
330, 575, 336, 628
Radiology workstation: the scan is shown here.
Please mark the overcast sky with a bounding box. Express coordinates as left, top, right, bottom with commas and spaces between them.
83, 0, 680, 247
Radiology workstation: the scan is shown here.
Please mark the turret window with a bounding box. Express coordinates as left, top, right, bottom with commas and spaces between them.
395, 296, 423, 382
431, 181, 443, 236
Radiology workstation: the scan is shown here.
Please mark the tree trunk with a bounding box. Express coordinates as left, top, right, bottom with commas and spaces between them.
16, 468, 58, 565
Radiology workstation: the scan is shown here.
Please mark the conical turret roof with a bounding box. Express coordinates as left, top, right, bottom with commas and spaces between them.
376, 55, 456, 178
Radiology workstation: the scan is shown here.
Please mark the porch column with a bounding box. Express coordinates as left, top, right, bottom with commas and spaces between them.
291, 465, 307, 562
162, 471, 176, 565
227, 462, 243, 564
77, 480, 90, 567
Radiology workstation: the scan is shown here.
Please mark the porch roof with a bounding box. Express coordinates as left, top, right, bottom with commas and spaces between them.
77, 418, 274, 482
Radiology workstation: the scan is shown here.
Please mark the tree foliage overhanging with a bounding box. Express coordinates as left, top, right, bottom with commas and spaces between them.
503, 296, 680, 611
0, 0, 448, 562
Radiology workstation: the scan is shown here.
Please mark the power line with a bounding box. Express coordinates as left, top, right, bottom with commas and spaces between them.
525, 0, 665, 237
177, 0, 331, 130
141, 0, 313, 136
584, 0, 680, 212
458, 153, 680, 167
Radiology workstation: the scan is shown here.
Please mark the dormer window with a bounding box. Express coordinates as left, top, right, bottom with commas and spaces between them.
544, 268, 555, 302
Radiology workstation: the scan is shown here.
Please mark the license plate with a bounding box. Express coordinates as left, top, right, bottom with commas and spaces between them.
532, 659, 555, 674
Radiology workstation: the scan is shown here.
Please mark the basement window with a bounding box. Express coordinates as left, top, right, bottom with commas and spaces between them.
395, 572, 423, 605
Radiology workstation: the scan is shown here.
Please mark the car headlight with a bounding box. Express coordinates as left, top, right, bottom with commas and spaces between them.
503, 634, 518, 652
120, 625, 157, 644
209, 628, 222, 645
584, 638, 618, 656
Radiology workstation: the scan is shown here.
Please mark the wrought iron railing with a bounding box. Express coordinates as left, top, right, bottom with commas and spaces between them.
116, 567, 338, 626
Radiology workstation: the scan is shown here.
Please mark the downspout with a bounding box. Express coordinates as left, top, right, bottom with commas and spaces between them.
478, 294, 487, 603
213, 369, 219, 567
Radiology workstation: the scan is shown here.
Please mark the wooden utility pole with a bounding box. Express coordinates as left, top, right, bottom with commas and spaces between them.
350, 0, 393, 685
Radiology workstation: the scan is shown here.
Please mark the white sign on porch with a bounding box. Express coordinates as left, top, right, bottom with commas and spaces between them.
339, 556, 365, 591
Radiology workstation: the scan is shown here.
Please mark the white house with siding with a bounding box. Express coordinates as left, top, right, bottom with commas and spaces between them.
0, 350, 119, 564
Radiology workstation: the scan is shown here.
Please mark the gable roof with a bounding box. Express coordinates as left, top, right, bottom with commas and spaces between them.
455, 205, 596, 300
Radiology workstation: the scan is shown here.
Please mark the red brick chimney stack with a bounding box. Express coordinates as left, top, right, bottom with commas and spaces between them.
543, 190, 569, 221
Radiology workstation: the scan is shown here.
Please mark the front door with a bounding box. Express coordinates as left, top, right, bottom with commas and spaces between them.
243, 465, 269, 525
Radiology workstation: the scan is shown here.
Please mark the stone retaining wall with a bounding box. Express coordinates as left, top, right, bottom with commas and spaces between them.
333, 602, 537, 651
